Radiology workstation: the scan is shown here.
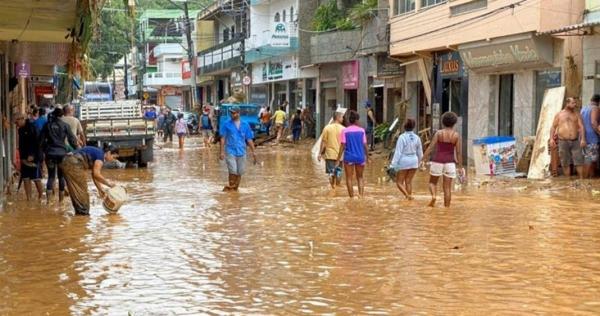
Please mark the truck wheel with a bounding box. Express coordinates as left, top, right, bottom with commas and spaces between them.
138, 139, 154, 168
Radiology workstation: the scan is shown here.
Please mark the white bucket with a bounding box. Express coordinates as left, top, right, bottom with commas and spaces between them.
102, 186, 128, 214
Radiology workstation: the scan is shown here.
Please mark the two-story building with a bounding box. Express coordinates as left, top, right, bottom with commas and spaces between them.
139, 9, 198, 109
195, 1, 249, 105
304, 0, 390, 136
246, 0, 319, 113
143, 43, 192, 109
389, 0, 584, 161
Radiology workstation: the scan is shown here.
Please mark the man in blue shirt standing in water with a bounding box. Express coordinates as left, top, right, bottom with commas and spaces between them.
219, 106, 257, 191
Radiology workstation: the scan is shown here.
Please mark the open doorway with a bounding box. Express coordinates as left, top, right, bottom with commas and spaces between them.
344, 89, 357, 111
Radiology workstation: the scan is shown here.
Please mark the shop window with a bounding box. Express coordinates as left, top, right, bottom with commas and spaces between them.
498, 74, 514, 136
421, 0, 446, 8
274, 12, 280, 22
395, 0, 415, 15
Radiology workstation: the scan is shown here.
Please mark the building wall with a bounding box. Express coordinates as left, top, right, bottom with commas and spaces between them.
582, 32, 600, 99
389, 0, 582, 56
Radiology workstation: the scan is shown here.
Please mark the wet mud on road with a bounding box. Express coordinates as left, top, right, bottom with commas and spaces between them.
1, 139, 600, 315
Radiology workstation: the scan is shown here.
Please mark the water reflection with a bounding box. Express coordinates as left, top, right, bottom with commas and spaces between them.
0, 141, 599, 314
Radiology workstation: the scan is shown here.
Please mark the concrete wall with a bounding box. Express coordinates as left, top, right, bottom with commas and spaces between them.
389, 0, 583, 56
582, 32, 600, 100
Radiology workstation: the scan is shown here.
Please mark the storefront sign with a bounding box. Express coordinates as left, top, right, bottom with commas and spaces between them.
15, 63, 30, 78
342, 61, 359, 90
262, 61, 283, 81
161, 86, 180, 96
459, 35, 553, 71
181, 60, 192, 80
271, 22, 290, 47
377, 56, 404, 78
439, 52, 464, 78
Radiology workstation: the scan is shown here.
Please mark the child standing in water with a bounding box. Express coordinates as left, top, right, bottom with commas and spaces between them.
175, 113, 189, 150
422, 112, 464, 207
390, 118, 423, 200
336, 110, 369, 198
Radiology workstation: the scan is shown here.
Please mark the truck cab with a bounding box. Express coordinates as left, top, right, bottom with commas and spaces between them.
215, 103, 261, 137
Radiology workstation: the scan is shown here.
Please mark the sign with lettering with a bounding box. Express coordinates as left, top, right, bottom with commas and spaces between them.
181, 60, 192, 80
271, 22, 290, 47
377, 56, 405, 78
15, 63, 30, 78
342, 61, 359, 90
459, 37, 553, 71
439, 52, 464, 78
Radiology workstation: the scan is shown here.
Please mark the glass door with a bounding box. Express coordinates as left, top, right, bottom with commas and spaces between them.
498, 74, 514, 136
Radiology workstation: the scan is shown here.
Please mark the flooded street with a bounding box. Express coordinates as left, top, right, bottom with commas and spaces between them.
2, 138, 600, 315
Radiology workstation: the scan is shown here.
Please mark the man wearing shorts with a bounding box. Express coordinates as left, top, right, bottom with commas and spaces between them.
15, 113, 44, 200
219, 106, 257, 191
581, 94, 600, 178
272, 105, 287, 144
318, 111, 345, 188
200, 106, 213, 148
550, 97, 586, 178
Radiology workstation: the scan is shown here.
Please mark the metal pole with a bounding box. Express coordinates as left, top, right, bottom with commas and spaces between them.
183, 1, 198, 110
124, 54, 129, 99
112, 69, 117, 100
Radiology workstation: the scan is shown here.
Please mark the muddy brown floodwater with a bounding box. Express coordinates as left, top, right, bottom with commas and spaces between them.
1, 139, 600, 315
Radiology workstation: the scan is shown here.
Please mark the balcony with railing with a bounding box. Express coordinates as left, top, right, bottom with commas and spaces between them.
143, 71, 184, 87
197, 38, 244, 75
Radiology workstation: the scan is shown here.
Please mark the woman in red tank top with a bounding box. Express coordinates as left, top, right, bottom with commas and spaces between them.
422, 112, 464, 208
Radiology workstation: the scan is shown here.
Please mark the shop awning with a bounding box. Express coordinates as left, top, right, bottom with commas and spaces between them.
537, 20, 600, 35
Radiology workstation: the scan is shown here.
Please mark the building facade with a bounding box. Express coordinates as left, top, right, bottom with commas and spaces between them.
389, 0, 584, 161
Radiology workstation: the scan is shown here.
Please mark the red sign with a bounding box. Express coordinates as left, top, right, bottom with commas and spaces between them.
181, 60, 192, 80
342, 61, 359, 89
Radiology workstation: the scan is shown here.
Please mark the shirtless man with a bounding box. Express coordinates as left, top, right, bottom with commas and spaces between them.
550, 97, 586, 178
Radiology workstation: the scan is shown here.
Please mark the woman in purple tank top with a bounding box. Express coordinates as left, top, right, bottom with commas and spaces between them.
422, 112, 464, 208
335, 110, 370, 198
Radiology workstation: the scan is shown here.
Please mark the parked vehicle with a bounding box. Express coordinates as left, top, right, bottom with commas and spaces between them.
83, 81, 113, 102
214, 103, 262, 139
80, 100, 155, 167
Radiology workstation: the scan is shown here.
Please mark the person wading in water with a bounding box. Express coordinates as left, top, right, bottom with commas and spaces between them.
422, 112, 464, 208
61, 144, 119, 215
219, 106, 257, 191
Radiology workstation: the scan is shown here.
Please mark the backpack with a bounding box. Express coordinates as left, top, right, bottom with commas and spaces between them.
201, 113, 211, 129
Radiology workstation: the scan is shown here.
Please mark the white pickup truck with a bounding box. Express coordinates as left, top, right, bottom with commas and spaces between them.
79, 100, 155, 167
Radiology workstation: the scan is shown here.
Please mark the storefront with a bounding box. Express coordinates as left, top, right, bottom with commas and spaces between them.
159, 86, 184, 109
459, 32, 558, 158
434, 51, 468, 155
250, 55, 317, 111
375, 55, 405, 123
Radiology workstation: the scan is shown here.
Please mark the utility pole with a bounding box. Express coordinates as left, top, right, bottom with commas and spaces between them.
183, 1, 198, 110
124, 53, 129, 99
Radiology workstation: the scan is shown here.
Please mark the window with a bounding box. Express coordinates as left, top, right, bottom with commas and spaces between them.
283, 10, 286, 22
290, 6, 294, 21
450, 0, 487, 16
395, 0, 415, 15
231, 25, 235, 39
421, 0, 446, 7
223, 28, 229, 42
274, 12, 280, 22
498, 74, 514, 136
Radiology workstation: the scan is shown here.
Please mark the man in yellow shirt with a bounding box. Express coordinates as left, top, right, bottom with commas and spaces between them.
272, 105, 287, 144
318, 111, 345, 188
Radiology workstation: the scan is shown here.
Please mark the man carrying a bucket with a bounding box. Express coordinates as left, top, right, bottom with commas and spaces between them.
61, 144, 119, 215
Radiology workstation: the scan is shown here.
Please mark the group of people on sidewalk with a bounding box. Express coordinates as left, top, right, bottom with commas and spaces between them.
551, 95, 600, 179
14, 104, 118, 215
